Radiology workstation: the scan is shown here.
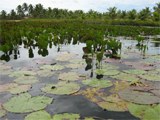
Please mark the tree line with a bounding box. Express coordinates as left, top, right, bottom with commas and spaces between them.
0, 2, 160, 21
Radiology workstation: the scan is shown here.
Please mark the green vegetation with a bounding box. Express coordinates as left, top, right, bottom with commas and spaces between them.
0, 2, 160, 24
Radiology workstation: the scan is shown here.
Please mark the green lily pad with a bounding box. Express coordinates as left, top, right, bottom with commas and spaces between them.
37, 69, 54, 77
103, 64, 119, 70
14, 76, 38, 84
84, 117, 95, 120
25, 111, 80, 120
65, 63, 83, 69
9, 70, 36, 77
0, 64, 12, 75
25, 110, 80, 120
98, 94, 128, 112
41, 82, 80, 95
3, 93, 52, 113
0, 83, 31, 94
0, 103, 6, 118
95, 69, 120, 76
128, 103, 160, 120
25, 110, 51, 120
82, 79, 113, 88
143, 105, 160, 120
58, 72, 79, 81
119, 89, 160, 104
69, 59, 85, 64
40, 65, 64, 71
53, 113, 80, 120
56, 52, 75, 61
111, 73, 140, 81
139, 74, 160, 81
123, 69, 146, 75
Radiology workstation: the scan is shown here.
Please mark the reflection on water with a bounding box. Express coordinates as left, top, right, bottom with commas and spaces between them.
0, 37, 160, 62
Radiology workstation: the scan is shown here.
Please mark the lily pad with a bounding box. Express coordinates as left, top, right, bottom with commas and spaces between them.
110, 81, 130, 93
40, 65, 64, 71
41, 82, 80, 95
103, 64, 119, 70
119, 89, 160, 104
53, 113, 80, 120
95, 69, 120, 76
82, 79, 113, 88
25, 110, 51, 120
0, 83, 31, 94
123, 69, 146, 75
128, 103, 160, 120
58, 72, 79, 81
97, 94, 128, 112
65, 63, 83, 69
139, 74, 160, 81
25, 111, 80, 120
84, 117, 95, 120
0, 103, 6, 118
75, 88, 101, 103
56, 52, 75, 61
3, 93, 52, 113
111, 73, 140, 81
37, 69, 54, 77
0, 64, 12, 75
14, 76, 39, 84
9, 70, 36, 77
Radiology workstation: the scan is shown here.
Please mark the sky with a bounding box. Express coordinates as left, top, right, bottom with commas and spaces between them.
0, 0, 159, 13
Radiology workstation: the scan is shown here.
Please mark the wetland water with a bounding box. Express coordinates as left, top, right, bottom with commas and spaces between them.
0, 36, 160, 120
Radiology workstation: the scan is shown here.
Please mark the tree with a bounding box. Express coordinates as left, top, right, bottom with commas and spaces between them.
16, 5, 24, 18
120, 10, 127, 19
128, 9, 137, 20
10, 9, 17, 19
32, 4, 44, 18
0, 10, 7, 19
108, 7, 117, 19
22, 3, 28, 15
153, 2, 160, 21
138, 7, 151, 20
28, 4, 33, 16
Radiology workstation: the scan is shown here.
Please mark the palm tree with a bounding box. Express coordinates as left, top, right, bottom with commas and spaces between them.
22, 3, 28, 16
138, 7, 151, 20
108, 7, 117, 19
0, 10, 7, 19
127, 9, 137, 20
10, 9, 17, 19
28, 4, 33, 17
16, 5, 24, 18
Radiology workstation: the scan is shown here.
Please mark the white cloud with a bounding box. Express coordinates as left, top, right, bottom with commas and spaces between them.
0, 0, 159, 12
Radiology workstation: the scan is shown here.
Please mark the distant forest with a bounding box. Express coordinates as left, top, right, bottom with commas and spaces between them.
0, 2, 160, 21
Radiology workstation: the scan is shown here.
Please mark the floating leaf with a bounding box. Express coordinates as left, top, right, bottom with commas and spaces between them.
56, 52, 75, 61
9, 70, 36, 77
95, 69, 120, 76
53, 113, 80, 120
0, 64, 12, 75
58, 72, 79, 81
65, 63, 83, 69
119, 89, 160, 104
103, 64, 119, 70
37, 69, 54, 77
25, 111, 80, 120
128, 103, 160, 120
0, 103, 6, 118
111, 73, 140, 81
40, 65, 64, 71
123, 69, 146, 75
82, 79, 113, 88
0, 83, 31, 94
139, 74, 160, 81
3, 93, 52, 113
14, 76, 38, 84
84, 117, 95, 120
97, 94, 128, 112
110, 81, 130, 93
128, 103, 150, 119
41, 82, 80, 95
75, 88, 102, 103
25, 110, 51, 120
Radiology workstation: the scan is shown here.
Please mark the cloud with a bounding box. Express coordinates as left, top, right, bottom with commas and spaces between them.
0, 0, 159, 12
